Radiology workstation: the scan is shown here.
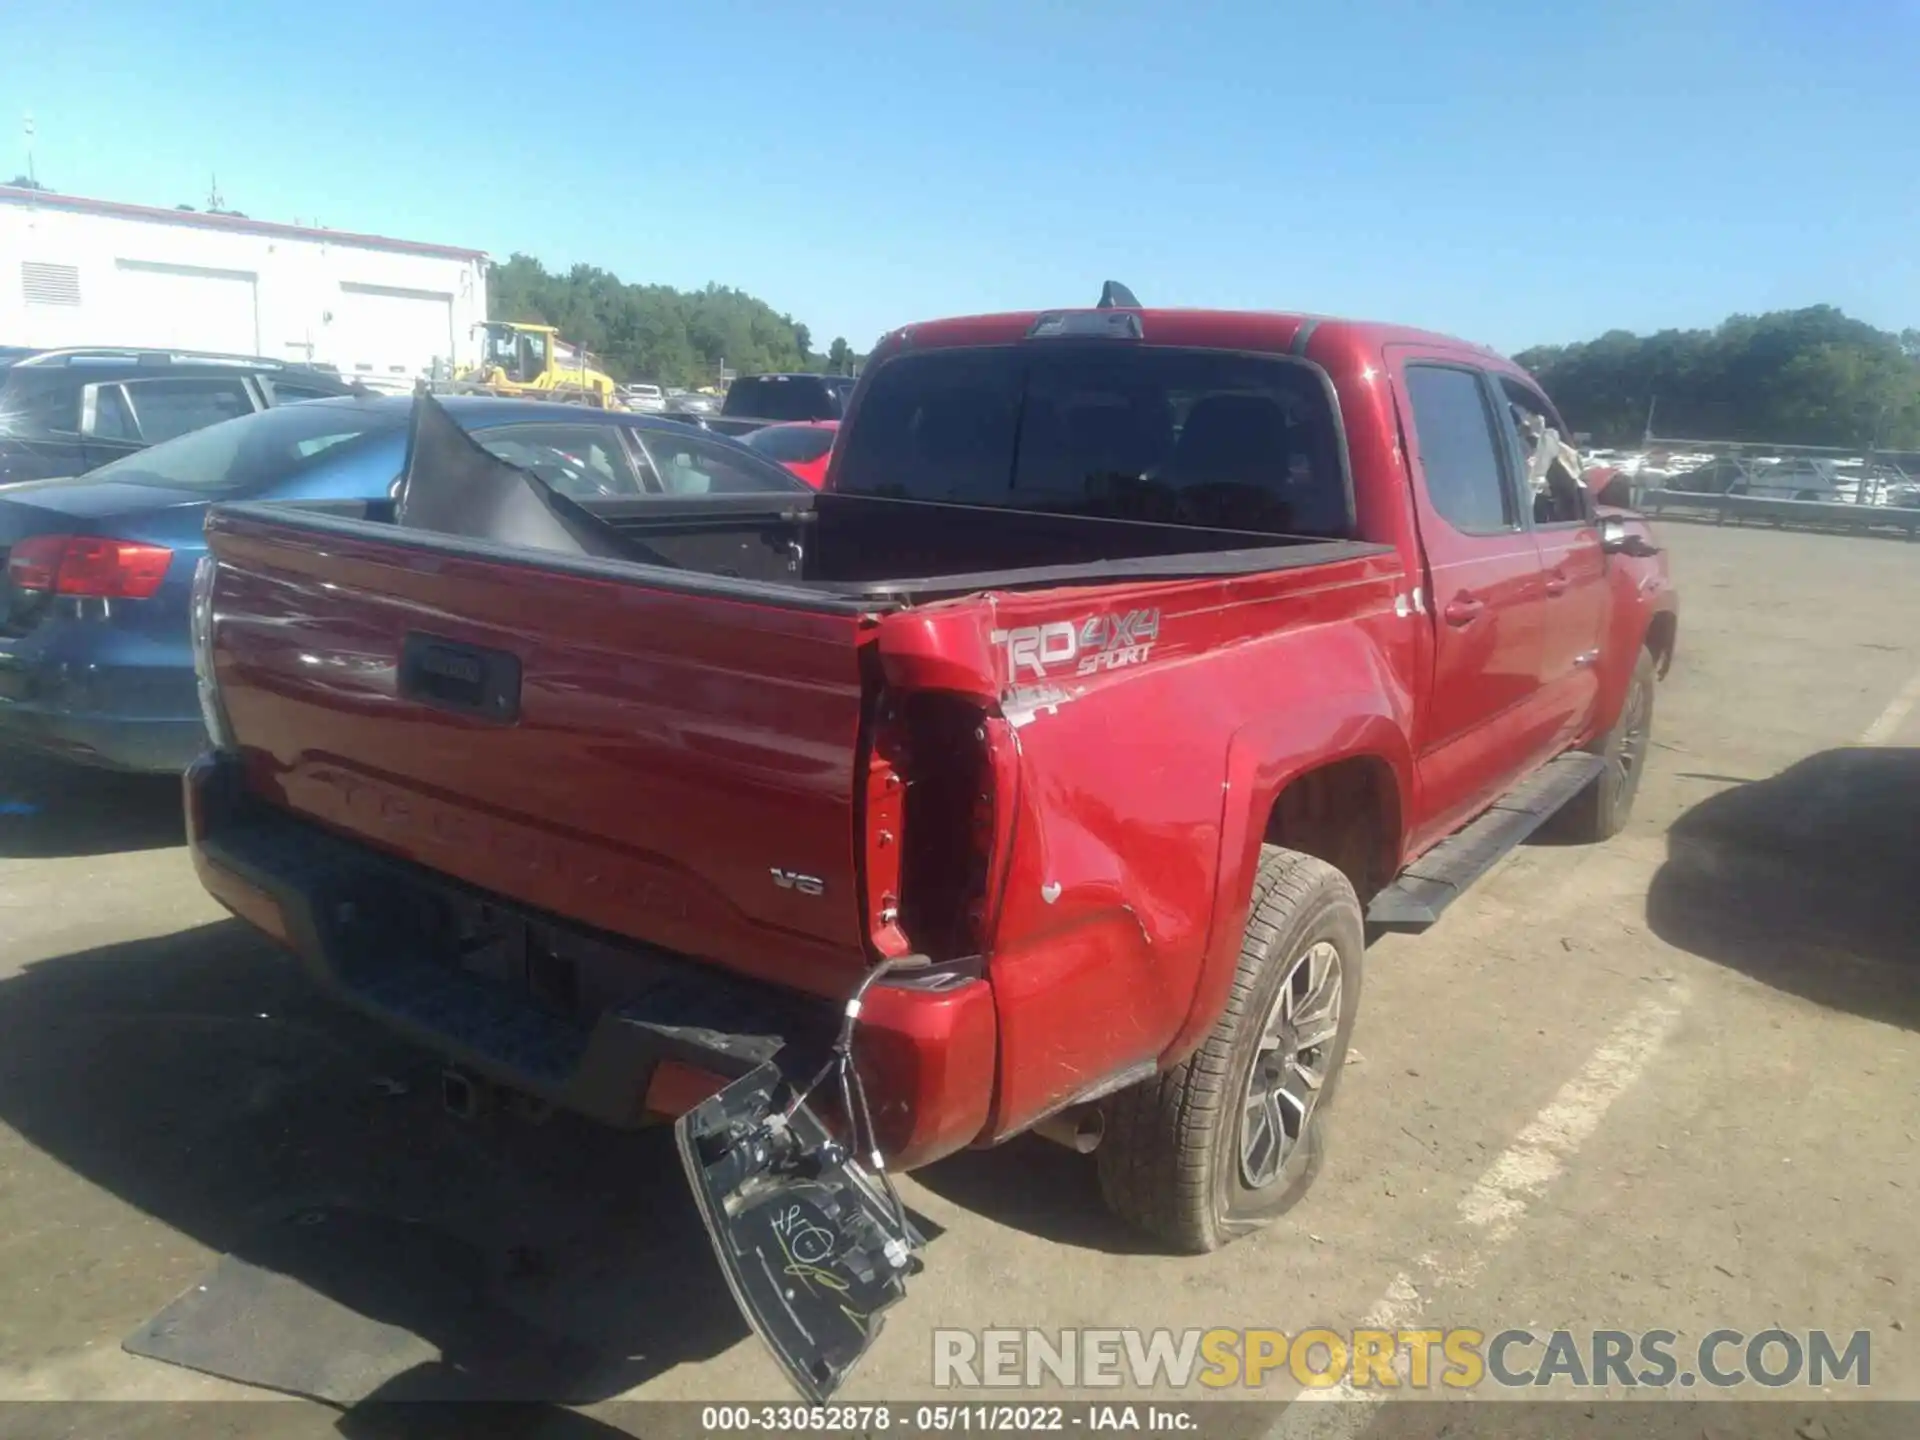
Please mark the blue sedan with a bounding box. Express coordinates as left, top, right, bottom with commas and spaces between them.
0, 394, 808, 773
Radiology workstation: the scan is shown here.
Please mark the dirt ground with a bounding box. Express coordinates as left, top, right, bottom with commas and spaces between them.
0, 518, 1914, 1437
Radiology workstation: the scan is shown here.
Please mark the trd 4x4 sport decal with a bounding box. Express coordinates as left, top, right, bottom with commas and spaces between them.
990, 608, 1162, 681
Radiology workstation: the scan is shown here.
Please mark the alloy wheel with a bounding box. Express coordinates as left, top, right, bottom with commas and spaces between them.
1240, 940, 1343, 1189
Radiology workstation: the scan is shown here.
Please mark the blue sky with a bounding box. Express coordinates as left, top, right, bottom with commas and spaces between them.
2, 0, 1913, 354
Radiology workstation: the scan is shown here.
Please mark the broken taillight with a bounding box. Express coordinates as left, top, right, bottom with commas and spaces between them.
190, 554, 237, 752
7, 534, 174, 599
869, 693, 1016, 964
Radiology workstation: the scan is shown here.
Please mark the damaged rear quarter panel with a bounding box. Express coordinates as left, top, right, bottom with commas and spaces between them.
971, 553, 1413, 1138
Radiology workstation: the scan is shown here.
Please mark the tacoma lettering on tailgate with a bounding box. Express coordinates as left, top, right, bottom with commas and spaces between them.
291, 765, 692, 920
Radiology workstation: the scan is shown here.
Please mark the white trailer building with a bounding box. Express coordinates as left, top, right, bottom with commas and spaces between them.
0, 186, 488, 386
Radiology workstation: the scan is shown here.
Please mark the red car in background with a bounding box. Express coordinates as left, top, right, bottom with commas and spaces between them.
742, 419, 837, 487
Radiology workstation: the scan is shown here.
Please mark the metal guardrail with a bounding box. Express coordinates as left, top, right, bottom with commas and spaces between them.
1635, 487, 1920, 539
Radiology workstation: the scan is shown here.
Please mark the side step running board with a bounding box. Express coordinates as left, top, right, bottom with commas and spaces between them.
1365, 752, 1608, 933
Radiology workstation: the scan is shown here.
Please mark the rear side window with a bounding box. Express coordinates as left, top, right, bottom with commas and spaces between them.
122, 376, 256, 444
1403, 366, 1515, 534
634, 429, 802, 495
474, 422, 648, 498
834, 344, 1352, 536
0, 374, 80, 436
268, 378, 341, 405
87, 384, 137, 440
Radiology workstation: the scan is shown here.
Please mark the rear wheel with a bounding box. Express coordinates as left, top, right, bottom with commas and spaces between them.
1562, 646, 1655, 842
1097, 849, 1363, 1253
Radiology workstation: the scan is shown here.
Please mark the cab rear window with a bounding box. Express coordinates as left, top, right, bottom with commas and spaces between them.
834, 345, 1352, 536
726, 376, 843, 422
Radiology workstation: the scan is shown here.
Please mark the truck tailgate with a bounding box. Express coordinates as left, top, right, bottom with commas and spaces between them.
203, 508, 879, 998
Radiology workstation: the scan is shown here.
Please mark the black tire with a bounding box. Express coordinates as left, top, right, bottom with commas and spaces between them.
1097, 849, 1364, 1254
1561, 646, 1656, 842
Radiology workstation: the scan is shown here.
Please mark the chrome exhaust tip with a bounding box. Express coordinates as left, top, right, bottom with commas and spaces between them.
1032, 1104, 1105, 1154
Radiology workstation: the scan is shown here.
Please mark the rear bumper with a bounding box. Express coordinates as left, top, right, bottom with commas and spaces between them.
0, 642, 202, 773
184, 753, 997, 1168
0, 703, 203, 772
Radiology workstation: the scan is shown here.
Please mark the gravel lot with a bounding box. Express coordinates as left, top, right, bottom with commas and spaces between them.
0, 519, 1914, 1436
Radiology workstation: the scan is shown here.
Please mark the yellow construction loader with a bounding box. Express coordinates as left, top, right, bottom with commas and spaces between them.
454, 321, 618, 406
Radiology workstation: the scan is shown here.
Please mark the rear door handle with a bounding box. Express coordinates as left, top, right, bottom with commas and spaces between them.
1544, 569, 1568, 597
1443, 595, 1486, 627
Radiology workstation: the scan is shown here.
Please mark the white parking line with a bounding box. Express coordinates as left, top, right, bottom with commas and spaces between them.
1859, 666, 1920, 745
1455, 994, 1687, 1243
1265, 988, 1689, 1438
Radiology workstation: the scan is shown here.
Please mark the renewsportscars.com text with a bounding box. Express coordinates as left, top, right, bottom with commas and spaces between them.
932, 1327, 1872, 1391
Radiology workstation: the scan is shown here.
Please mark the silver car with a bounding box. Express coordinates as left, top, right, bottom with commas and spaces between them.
620, 383, 667, 414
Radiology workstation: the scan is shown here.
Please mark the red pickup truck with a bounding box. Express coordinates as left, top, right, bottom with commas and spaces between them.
184, 296, 1675, 1398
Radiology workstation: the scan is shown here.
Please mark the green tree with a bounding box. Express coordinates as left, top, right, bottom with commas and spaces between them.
826, 337, 853, 375
485, 255, 816, 388
7, 175, 45, 190
1516, 306, 1920, 449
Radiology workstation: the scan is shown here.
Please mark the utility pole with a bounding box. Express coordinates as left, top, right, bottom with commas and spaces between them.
22, 112, 36, 187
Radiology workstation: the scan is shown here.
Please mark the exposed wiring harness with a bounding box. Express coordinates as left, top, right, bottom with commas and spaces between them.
785, 954, 924, 1237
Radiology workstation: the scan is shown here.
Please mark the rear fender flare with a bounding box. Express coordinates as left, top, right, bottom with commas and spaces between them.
1161, 703, 1413, 1068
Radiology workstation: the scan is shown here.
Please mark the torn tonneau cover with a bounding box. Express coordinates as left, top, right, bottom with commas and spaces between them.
394, 390, 654, 561
676, 1063, 923, 1403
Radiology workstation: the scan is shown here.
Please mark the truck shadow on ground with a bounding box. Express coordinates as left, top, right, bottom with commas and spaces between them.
0, 919, 749, 1411
1645, 746, 1920, 1031
914, 1136, 1155, 1256
0, 751, 183, 858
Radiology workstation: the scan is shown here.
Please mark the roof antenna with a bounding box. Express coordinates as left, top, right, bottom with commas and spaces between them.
1097, 281, 1140, 310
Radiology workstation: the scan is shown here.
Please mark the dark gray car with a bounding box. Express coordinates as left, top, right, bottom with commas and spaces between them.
0, 347, 355, 485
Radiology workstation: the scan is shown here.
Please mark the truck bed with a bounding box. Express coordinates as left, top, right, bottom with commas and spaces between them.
215, 488, 1386, 606
199, 491, 1389, 1007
